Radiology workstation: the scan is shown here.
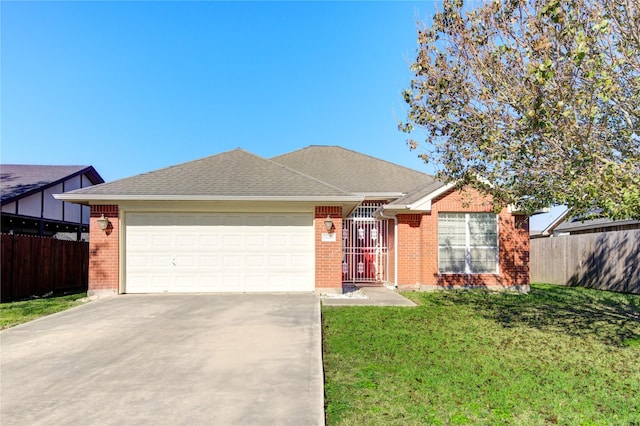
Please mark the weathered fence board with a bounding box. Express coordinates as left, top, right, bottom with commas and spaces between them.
530, 230, 640, 294
1, 234, 88, 302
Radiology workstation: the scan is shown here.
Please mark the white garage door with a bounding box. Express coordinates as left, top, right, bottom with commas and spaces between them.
125, 212, 314, 293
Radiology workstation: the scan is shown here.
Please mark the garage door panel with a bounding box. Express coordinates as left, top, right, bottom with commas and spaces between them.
278, 214, 311, 227
200, 216, 220, 226
175, 256, 194, 267
268, 235, 288, 248
200, 235, 219, 247
291, 253, 314, 266
265, 255, 286, 267
152, 256, 172, 268
221, 255, 242, 267
291, 234, 313, 247
152, 235, 172, 247
127, 274, 171, 293
199, 256, 218, 267
220, 274, 245, 290
127, 255, 148, 268
126, 212, 314, 293
245, 216, 267, 226
245, 275, 266, 291
246, 255, 265, 267
127, 214, 150, 226
176, 234, 196, 246
223, 235, 242, 247
175, 276, 198, 290
246, 235, 266, 247
153, 215, 174, 226
222, 215, 244, 226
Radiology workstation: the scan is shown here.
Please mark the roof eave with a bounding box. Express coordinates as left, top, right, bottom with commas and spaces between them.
353, 192, 405, 199
555, 219, 640, 233
381, 204, 411, 212
54, 193, 364, 204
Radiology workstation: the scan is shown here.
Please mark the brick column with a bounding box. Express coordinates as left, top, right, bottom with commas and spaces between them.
499, 213, 530, 290
315, 206, 343, 293
396, 214, 423, 290
88, 205, 119, 297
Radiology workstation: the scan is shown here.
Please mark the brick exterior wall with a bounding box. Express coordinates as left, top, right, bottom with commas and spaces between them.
86, 196, 529, 295
396, 214, 423, 286
396, 188, 530, 291
315, 206, 342, 291
88, 205, 119, 296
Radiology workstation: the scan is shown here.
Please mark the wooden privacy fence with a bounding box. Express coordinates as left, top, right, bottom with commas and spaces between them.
530, 229, 640, 294
1, 233, 89, 302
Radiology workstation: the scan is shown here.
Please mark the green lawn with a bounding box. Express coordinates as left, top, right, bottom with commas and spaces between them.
322, 284, 640, 425
0, 292, 88, 329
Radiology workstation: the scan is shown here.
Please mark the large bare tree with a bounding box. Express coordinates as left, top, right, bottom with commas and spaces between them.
400, 0, 640, 219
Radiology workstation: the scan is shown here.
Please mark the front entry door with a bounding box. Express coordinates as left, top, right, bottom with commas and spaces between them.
342, 216, 388, 283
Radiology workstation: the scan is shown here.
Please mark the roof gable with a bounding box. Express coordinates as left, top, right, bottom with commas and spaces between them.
1, 165, 103, 203
60, 148, 356, 201
271, 146, 438, 195
382, 181, 452, 212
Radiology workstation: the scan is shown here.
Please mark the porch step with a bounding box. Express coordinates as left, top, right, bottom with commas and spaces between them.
321, 286, 416, 307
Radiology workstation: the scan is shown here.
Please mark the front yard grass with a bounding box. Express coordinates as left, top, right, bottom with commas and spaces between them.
0, 292, 87, 329
322, 284, 640, 425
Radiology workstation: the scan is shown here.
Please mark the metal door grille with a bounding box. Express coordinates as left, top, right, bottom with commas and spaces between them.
342, 212, 388, 283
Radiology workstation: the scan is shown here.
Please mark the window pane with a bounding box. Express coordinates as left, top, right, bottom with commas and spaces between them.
469, 214, 497, 247
438, 213, 466, 246
470, 247, 498, 273
439, 247, 466, 273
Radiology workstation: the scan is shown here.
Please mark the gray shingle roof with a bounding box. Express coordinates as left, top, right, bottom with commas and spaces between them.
554, 217, 640, 233
62, 148, 354, 199
1, 165, 103, 202
271, 146, 439, 194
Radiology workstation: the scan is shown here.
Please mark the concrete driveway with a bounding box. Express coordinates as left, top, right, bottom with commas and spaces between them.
1, 294, 324, 426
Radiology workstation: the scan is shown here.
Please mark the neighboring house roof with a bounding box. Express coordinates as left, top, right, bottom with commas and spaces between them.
540, 208, 640, 235
554, 217, 640, 233
540, 208, 571, 236
1, 165, 104, 203
271, 145, 439, 196
57, 148, 361, 203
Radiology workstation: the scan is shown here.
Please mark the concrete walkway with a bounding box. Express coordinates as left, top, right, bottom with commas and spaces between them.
1, 294, 324, 426
321, 286, 417, 307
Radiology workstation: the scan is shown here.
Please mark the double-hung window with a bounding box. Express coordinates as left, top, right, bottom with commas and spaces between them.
438, 213, 498, 274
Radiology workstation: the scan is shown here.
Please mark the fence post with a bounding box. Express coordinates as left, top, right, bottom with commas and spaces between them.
11, 232, 16, 301
9, 231, 16, 300
52, 237, 57, 295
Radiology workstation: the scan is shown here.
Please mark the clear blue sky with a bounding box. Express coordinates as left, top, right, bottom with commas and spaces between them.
1, 1, 559, 229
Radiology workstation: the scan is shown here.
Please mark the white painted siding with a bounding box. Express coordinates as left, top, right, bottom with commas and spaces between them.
17, 193, 41, 217
43, 183, 64, 221
2, 202, 17, 214
63, 176, 82, 223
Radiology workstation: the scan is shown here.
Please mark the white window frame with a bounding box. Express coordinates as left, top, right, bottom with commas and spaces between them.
438, 213, 499, 274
